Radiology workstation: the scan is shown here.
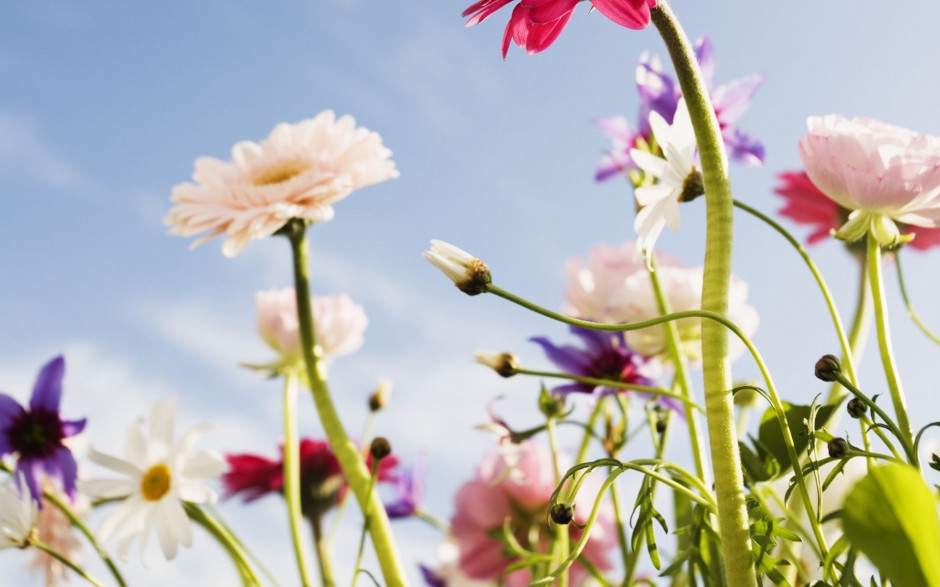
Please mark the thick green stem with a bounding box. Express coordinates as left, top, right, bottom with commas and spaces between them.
866, 233, 916, 458
651, 3, 754, 585
545, 418, 569, 587
312, 516, 336, 587
286, 222, 406, 587
282, 374, 315, 587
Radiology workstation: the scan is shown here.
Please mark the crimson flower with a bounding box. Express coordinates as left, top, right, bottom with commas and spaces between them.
463, 0, 657, 59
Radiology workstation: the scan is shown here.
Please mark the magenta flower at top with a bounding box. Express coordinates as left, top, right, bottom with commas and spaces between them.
595, 36, 764, 181
775, 170, 940, 251
451, 442, 617, 586
0, 357, 85, 503
464, 0, 656, 59
799, 115, 940, 246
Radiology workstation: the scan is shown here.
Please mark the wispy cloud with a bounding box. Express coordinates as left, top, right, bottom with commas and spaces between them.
0, 111, 86, 191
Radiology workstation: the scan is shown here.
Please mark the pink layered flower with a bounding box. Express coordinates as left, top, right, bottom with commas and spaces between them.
255, 289, 367, 371
450, 443, 617, 586
798, 115, 940, 246
463, 0, 657, 58
166, 111, 398, 257
775, 170, 940, 251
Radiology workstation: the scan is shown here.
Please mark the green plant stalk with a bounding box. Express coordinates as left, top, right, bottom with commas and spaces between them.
286, 223, 406, 587
650, 3, 753, 584
648, 260, 708, 485
33, 540, 104, 587
281, 374, 315, 587
828, 261, 871, 406
185, 503, 264, 586
866, 233, 915, 457
831, 372, 915, 463
329, 410, 379, 543
517, 368, 702, 412
576, 398, 606, 466
545, 417, 570, 587
312, 517, 336, 587
352, 463, 380, 587
896, 252, 940, 344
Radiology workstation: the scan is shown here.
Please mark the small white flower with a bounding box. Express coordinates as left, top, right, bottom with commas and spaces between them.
0, 475, 38, 550
630, 99, 703, 264
474, 350, 519, 378
79, 398, 223, 561
423, 240, 491, 295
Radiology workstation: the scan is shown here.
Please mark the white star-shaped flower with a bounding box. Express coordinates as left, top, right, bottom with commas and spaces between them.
630, 99, 702, 263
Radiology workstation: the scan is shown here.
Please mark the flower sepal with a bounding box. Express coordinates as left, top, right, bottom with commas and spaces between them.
832, 211, 915, 247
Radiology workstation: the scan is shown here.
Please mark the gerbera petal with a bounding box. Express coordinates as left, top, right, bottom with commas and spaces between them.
590, 0, 653, 30
29, 356, 65, 412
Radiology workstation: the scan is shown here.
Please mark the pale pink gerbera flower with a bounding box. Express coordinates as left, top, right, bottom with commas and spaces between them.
254, 289, 368, 374
166, 111, 399, 257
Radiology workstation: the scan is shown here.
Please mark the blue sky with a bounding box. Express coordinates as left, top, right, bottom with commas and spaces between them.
3, 0, 940, 584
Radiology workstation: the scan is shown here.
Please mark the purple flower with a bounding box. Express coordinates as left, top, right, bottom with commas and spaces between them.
419, 564, 446, 587
0, 356, 86, 503
595, 35, 764, 180
530, 327, 681, 413
385, 456, 425, 519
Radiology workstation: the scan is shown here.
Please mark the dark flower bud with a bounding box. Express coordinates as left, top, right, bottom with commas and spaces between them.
814, 355, 842, 382
680, 169, 705, 203
655, 412, 668, 434
827, 437, 849, 459
475, 351, 520, 378
369, 437, 392, 462
368, 378, 392, 412
550, 503, 573, 525
929, 453, 940, 473
846, 397, 867, 419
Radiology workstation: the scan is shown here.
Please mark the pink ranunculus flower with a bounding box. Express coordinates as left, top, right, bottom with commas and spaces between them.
450, 442, 617, 587
464, 0, 657, 59
775, 170, 940, 251
256, 288, 367, 372
798, 115, 940, 247
166, 111, 398, 257
563, 241, 679, 323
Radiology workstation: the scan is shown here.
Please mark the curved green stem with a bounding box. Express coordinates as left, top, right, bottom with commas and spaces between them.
285, 221, 406, 587
282, 374, 315, 587
733, 199, 860, 387
831, 372, 915, 463
545, 417, 569, 587
32, 540, 104, 587
185, 503, 263, 586
651, 2, 752, 581
576, 397, 607, 464
895, 251, 940, 345
648, 260, 708, 484
867, 233, 916, 459
351, 463, 380, 587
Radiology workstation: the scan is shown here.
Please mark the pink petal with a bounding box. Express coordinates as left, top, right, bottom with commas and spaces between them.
590, 0, 653, 30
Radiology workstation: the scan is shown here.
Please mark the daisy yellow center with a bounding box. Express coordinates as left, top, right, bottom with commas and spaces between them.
140, 464, 172, 501
252, 161, 309, 186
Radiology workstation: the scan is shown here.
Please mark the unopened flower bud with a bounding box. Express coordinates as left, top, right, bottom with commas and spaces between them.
368, 378, 392, 412
680, 169, 705, 203
550, 503, 573, 525
475, 351, 519, 378
423, 240, 492, 296
846, 397, 867, 419
655, 414, 668, 434
814, 355, 842, 382
827, 437, 849, 459
369, 437, 392, 462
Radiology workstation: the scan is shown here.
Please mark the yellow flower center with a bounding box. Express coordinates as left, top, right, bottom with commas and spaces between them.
252, 161, 309, 186
140, 464, 172, 501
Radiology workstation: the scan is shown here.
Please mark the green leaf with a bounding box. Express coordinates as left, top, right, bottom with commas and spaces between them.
757, 402, 836, 476
842, 464, 940, 587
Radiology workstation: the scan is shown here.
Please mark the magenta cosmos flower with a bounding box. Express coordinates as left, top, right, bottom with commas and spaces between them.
798, 115, 940, 246
775, 170, 940, 250
451, 442, 617, 586
464, 0, 656, 58
0, 357, 85, 502
595, 36, 764, 181
165, 111, 398, 257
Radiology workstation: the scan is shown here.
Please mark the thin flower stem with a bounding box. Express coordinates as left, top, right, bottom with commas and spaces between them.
827, 263, 871, 407
831, 372, 915, 463
32, 540, 105, 587
576, 398, 607, 464
609, 478, 634, 585
648, 259, 708, 485
733, 200, 859, 386
656, 2, 751, 580
866, 233, 916, 459
285, 221, 406, 587
545, 417, 569, 587
516, 368, 703, 412
328, 410, 378, 543
185, 503, 264, 587
860, 415, 903, 461
282, 374, 315, 587
895, 252, 940, 345
205, 505, 282, 587
312, 516, 337, 587
414, 510, 450, 533
351, 463, 380, 587
42, 487, 127, 587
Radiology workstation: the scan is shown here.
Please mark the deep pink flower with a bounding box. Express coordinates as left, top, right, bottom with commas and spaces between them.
463, 0, 656, 58
798, 115, 940, 246
450, 443, 617, 586
224, 438, 398, 519
775, 170, 940, 251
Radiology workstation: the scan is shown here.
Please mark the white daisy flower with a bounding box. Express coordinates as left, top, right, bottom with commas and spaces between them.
423, 240, 491, 295
0, 475, 38, 550
629, 99, 703, 264
79, 398, 223, 561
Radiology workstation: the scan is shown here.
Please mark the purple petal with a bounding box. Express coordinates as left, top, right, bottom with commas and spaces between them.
712, 74, 764, 126
47, 446, 79, 500
553, 382, 589, 394
567, 326, 613, 355
30, 355, 65, 412
529, 337, 590, 373
61, 417, 87, 438
16, 458, 44, 503
595, 156, 632, 182
693, 35, 716, 90
0, 394, 25, 428
724, 128, 765, 166
385, 499, 417, 519
636, 55, 679, 133
420, 565, 447, 587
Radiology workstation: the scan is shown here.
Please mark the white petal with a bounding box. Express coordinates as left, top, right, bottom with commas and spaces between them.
78, 478, 137, 499
630, 149, 668, 178
88, 447, 144, 478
